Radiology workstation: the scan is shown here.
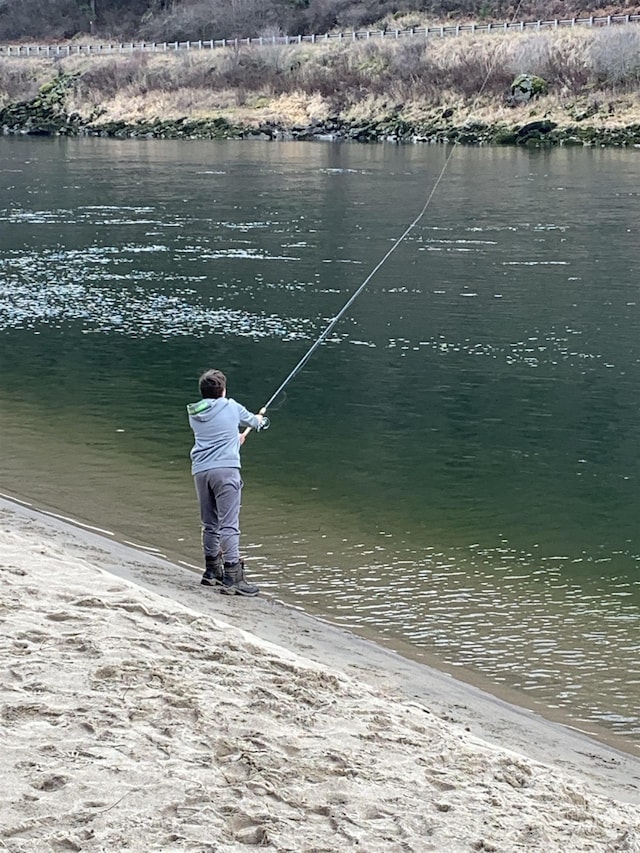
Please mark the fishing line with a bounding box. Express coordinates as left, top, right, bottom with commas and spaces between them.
252, 0, 526, 424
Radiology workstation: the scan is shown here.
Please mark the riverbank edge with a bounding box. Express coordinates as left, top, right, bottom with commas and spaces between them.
2, 492, 640, 806
2, 87, 640, 147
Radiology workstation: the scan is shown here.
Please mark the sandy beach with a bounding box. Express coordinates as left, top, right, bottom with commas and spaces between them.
1, 495, 640, 852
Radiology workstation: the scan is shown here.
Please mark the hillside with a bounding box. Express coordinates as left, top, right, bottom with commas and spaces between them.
0, 0, 639, 42
1, 5, 640, 147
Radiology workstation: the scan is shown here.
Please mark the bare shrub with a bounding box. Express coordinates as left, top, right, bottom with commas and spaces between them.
75, 53, 158, 99
389, 40, 430, 84
164, 53, 216, 90
288, 36, 519, 102
494, 29, 593, 93
0, 0, 86, 40
535, 31, 591, 91
293, 44, 371, 98
77, 0, 151, 38
384, 12, 424, 30
334, 0, 405, 30
417, 36, 513, 97
0, 58, 46, 102
493, 1, 640, 18
256, 41, 301, 77
504, 33, 555, 77
299, 0, 340, 35
589, 27, 640, 87
139, 1, 219, 42
139, 0, 284, 43
213, 48, 279, 91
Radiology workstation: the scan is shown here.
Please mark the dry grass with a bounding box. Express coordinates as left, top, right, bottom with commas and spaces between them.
0, 57, 56, 104
67, 85, 333, 127
2, 25, 640, 130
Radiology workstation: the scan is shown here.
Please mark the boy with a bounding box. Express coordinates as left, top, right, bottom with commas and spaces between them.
187, 369, 267, 596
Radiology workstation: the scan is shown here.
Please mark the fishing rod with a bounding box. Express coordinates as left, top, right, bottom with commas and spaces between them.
244, 0, 526, 440
242, 146, 461, 443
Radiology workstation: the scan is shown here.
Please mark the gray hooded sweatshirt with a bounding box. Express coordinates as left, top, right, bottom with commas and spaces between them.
187, 397, 261, 475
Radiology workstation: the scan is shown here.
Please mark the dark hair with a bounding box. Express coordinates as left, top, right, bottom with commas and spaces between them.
199, 369, 226, 399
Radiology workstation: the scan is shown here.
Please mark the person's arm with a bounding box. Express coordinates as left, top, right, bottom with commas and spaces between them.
238, 410, 266, 446
236, 402, 265, 431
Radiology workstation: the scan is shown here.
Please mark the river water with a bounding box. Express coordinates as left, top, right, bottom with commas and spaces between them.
1, 136, 639, 746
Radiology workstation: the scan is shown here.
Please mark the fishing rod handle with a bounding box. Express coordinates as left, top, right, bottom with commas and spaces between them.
241, 406, 269, 441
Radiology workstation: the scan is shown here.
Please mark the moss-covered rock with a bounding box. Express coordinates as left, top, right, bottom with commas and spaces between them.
514, 119, 557, 144
493, 128, 518, 145
511, 74, 548, 104
0, 73, 84, 136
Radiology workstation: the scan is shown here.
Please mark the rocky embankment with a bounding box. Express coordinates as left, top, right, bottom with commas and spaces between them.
1, 73, 639, 147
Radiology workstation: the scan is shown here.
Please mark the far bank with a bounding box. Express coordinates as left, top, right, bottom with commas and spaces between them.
2, 24, 640, 147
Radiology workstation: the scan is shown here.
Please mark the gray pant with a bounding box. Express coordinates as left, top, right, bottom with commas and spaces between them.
194, 467, 243, 564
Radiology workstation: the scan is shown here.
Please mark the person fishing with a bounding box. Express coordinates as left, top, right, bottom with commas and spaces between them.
184, 144, 459, 599
187, 368, 268, 596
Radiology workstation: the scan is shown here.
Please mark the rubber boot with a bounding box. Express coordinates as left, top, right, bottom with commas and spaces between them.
221, 559, 259, 597
201, 552, 224, 586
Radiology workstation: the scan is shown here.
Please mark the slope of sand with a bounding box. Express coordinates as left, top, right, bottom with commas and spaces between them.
1, 497, 640, 852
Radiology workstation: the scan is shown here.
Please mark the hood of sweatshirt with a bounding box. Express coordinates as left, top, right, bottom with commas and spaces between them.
186, 398, 228, 421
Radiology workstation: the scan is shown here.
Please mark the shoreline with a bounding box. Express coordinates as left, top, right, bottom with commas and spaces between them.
2, 492, 640, 812
2, 107, 640, 148
3, 39, 640, 149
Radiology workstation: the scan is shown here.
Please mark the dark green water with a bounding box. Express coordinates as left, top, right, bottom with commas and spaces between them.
1, 136, 639, 743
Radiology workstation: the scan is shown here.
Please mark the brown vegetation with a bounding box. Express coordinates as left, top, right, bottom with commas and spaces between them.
66, 26, 640, 109
0, 0, 639, 42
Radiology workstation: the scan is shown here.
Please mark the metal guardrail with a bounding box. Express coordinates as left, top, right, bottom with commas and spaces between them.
0, 14, 638, 57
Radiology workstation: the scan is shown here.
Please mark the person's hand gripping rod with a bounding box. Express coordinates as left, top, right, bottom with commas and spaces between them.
240, 406, 269, 445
